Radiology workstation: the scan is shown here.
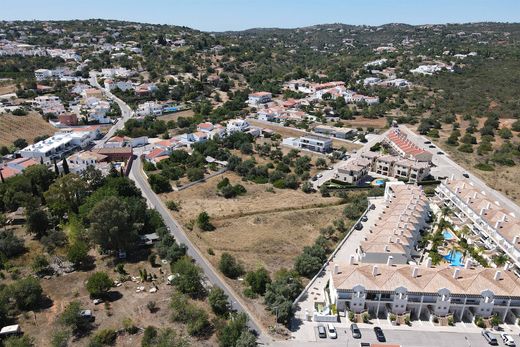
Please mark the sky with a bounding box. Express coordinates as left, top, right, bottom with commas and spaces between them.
2, 0, 520, 32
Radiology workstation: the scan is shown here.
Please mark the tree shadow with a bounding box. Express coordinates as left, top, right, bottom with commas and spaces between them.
104, 290, 123, 302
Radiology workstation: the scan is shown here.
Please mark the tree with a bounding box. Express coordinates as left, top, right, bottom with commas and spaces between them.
26, 208, 50, 238
217, 312, 249, 347
208, 286, 230, 316
236, 331, 257, 347
197, 211, 215, 231
171, 256, 204, 298
62, 158, 70, 175
13, 138, 28, 149
67, 240, 89, 267
142, 327, 188, 347
31, 254, 49, 275
59, 301, 91, 334
88, 197, 137, 252
301, 181, 313, 193
245, 267, 271, 295
294, 252, 323, 278
315, 158, 327, 169
148, 174, 172, 193
86, 272, 113, 298
187, 167, 205, 182
219, 252, 244, 279
50, 330, 70, 347
9, 277, 43, 311
0, 230, 25, 258
264, 269, 303, 324
44, 174, 87, 217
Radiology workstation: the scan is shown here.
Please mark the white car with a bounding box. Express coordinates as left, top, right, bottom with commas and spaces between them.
327, 323, 337, 339
501, 333, 516, 346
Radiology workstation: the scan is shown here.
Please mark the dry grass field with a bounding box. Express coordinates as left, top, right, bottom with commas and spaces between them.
161, 172, 344, 272
157, 109, 195, 122
0, 112, 56, 147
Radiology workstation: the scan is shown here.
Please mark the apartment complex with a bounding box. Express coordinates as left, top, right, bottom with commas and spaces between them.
436, 177, 520, 268
383, 129, 433, 162
334, 158, 371, 184
328, 261, 520, 322
357, 183, 429, 264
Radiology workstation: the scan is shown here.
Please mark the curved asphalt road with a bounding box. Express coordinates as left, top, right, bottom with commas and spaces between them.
89, 74, 271, 343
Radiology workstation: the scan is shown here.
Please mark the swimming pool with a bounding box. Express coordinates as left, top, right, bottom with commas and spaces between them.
444, 250, 463, 266
372, 179, 386, 186
442, 229, 455, 240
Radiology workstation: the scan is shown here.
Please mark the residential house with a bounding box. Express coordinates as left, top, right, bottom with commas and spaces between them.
248, 92, 272, 105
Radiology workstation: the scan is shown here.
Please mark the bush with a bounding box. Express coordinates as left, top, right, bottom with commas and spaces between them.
59, 301, 90, 334
186, 167, 205, 182
165, 200, 179, 211
9, 277, 43, 311
197, 211, 215, 231
4, 335, 34, 347
90, 329, 117, 345
219, 252, 244, 279
67, 240, 89, 267
0, 230, 25, 258
86, 272, 113, 298
123, 317, 139, 334
245, 267, 271, 295
170, 292, 211, 336
170, 256, 204, 298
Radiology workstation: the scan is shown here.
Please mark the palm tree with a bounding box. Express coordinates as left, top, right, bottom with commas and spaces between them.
493, 253, 508, 267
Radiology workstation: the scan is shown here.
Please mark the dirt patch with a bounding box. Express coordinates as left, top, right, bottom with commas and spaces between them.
342, 117, 388, 129
157, 109, 194, 122
0, 112, 56, 147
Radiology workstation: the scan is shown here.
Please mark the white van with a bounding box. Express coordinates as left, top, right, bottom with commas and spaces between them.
327, 323, 337, 339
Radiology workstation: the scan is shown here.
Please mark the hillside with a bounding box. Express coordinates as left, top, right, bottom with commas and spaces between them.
0, 112, 55, 147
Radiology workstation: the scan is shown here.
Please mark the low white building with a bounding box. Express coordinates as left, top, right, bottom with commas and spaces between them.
137, 101, 163, 117
283, 135, 332, 153
67, 150, 108, 173
226, 119, 250, 134
34, 68, 53, 81
248, 92, 272, 105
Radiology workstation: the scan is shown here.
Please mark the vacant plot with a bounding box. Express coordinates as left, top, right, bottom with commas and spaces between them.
157, 109, 194, 122
342, 116, 388, 129
161, 172, 344, 272
0, 112, 56, 147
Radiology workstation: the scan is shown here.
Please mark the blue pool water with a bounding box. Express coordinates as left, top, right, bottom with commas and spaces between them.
442, 230, 455, 240
372, 179, 385, 186
444, 250, 463, 266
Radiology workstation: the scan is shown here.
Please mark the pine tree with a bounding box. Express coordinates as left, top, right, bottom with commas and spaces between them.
53, 159, 60, 177
62, 158, 70, 175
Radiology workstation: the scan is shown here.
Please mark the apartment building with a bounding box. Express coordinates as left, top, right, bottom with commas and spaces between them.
328, 261, 520, 322
383, 129, 433, 162
334, 158, 371, 184
67, 151, 108, 173
357, 183, 429, 264
436, 177, 520, 268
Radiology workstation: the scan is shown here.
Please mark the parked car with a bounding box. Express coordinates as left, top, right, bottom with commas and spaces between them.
311, 176, 318, 181
501, 333, 515, 346
361, 215, 368, 222
424, 141, 432, 144
317, 325, 327, 338
482, 330, 498, 345
355, 223, 363, 230
429, 145, 436, 148
437, 151, 444, 155
0, 324, 22, 338
327, 324, 337, 339
350, 323, 362, 339
462, 173, 470, 178
80, 310, 95, 322
373, 327, 386, 342
317, 173, 323, 179
93, 298, 103, 305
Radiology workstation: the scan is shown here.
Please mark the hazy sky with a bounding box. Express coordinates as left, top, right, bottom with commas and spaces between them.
2, 0, 520, 31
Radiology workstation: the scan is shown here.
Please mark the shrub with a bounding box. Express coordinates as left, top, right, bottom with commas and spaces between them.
219, 253, 244, 279
245, 267, 271, 295
165, 200, 179, 211
9, 277, 43, 311
90, 329, 117, 345
0, 230, 25, 258
208, 287, 230, 316
197, 211, 215, 231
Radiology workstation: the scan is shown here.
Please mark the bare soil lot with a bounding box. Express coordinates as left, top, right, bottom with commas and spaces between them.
7, 226, 216, 347
0, 112, 55, 147
341, 116, 388, 129
157, 109, 195, 122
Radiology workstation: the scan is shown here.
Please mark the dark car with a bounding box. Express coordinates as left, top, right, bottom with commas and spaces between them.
350, 323, 362, 339
355, 223, 363, 230
373, 327, 386, 342
361, 215, 368, 222
437, 151, 444, 155
424, 141, 432, 144
317, 325, 327, 338
463, 173, 470, 178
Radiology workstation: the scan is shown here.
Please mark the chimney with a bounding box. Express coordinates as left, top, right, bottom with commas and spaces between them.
372, 265, 379, 277
486, 202, 491, 209
513, 235, 519, 244
349, 255, 355, 265
450, 173, 454, 181
495, 220, 502, 229
387, 256, 394, 266
504, 262, 510, 271
473, 191, 477, 199
424, 257, 432, 268
501, 214, 506, 222
396, 238, 401, 244
462, 182, 466, 190
388, 236, 393, 243
384, 244, 389, 252
480, 208, 486, 216
464, 259, 471, 269
494, 270, 502, 281
453, 268, 460, 279
333, 264, 339, 275
412, 267, 419, 278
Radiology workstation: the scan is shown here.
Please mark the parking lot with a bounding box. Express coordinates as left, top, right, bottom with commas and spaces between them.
278, 323, 520, 347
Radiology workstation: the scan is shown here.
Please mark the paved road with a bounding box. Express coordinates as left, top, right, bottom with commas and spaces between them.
276, 327, 518, 347
129, 157, 271, 344
399, 125, 520, 217
88, 72, 134, 148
